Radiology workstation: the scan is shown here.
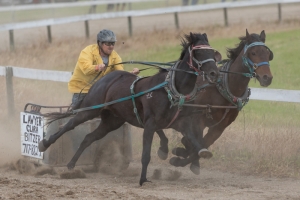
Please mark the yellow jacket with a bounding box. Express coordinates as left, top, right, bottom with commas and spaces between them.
68, 44, 124, 93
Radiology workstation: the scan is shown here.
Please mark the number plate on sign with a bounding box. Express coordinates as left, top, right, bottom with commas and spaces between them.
20, 112, 44, 159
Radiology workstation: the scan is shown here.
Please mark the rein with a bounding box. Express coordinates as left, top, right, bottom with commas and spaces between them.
72, 81, 168, 114
72, 44, 218, 127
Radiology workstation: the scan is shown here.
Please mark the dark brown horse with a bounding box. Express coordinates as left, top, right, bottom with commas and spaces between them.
38, 32, 221, 185
156, 29, 273, 174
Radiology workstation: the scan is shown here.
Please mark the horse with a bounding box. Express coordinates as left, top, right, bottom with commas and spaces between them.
155, 29, 273, 174
38, 32, 222, 186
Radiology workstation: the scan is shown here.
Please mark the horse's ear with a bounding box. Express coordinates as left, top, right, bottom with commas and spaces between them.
269, 49, 274, 61
189, 32, 195, 43
246, 29, 250, 42
202, 33, 209, 42
260, 30, 266, 43
214, 50, 222, 62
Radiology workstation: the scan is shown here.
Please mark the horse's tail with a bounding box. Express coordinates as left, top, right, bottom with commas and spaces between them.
42, 111, 74, 126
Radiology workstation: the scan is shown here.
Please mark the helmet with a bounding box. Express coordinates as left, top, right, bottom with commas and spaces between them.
97, 29, 117, 43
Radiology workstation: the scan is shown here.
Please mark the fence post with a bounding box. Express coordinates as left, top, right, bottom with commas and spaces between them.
5, 67, 15, 116
9, 30, 14, 52
85, 20, 90, 39
278, 3, 282, 22
174, 12, 179, 30
128, 16, 132, 37
223, 7, 228, 27
47, 25, 52, 43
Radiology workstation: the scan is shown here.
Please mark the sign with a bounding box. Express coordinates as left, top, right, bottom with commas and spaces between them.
20, 112, 44, 159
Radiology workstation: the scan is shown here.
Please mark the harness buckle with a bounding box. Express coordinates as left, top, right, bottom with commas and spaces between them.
253, 63, 258, 69
206, 104, 213, 119
201, 71, 205, 81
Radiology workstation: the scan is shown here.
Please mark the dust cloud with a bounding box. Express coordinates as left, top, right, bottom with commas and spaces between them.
0, 117, 22, 166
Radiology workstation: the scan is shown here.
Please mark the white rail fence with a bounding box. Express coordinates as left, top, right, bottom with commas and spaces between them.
1, 66, 299, 116
0, 0, 157, 12
1, 0, 300, 51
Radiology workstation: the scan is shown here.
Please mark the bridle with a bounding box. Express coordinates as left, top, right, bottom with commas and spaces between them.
187, 45, 218, 77
242, 41, 272, 77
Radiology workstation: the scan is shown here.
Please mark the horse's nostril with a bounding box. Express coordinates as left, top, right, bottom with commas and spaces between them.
210, 71, 217, 77
263, 75, 269, 81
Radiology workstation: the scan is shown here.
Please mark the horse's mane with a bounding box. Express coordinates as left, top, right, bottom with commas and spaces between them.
159, 33, 205, 73
225, 33, 262, 61
179, 33, 206, 60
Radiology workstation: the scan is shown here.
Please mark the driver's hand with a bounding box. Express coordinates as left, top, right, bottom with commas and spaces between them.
131, 68, 140, 75
95, 64, 106, 71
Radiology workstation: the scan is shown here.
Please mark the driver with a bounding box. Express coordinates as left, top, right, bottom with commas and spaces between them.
68, 29, 139, 107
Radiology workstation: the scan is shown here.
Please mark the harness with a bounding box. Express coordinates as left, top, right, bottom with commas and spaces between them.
129, 44, 218, 128
162, 45, 217, 128
130, 77, 145, 126
216, 61, 251, 111
73, 44, 219, 128
184, 41, 272, 127
216, 41, 271, 111
129, 61, 203, 128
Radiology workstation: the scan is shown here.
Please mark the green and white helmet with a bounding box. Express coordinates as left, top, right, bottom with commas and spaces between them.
97, 29, 117, 43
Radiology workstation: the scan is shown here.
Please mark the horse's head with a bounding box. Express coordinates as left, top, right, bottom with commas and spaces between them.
243, 29, 273, 87
180, 32, 221, 83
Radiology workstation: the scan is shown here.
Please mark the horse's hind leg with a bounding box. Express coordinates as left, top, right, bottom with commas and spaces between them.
67, 110, 125, 169
140, 127, 155, 186
39, 110, 100, 152
156, 130, 169, 160
188, 126, 227, 175
171, 136, 191, 158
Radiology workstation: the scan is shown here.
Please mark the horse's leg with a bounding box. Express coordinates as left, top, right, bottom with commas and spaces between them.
67, 110, 125, 169
183, 125, 227, 174
203, 125, 227, 149
172, 125, 227, 174
156, 129, 169, 160
171, 135, 201, 174
169, 135, 199, 167
178, 136, 202, 175
39, 110, 99, 152
139, 126, 155, 186
171, 136, 191, 158
169, 121, 206, 168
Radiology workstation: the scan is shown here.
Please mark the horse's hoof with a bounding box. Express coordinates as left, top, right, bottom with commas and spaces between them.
198, 148, 213, 159
67, 162, 75, 170
169, 157, 183, 167
190, 164, 200, 175
157, 148, 168, 160
38, 139, 48, 152
171, 147, 189, 158
139, 178, 151, 186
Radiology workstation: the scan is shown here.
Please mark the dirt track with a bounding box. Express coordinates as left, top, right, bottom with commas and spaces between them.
0, 159, 300, 200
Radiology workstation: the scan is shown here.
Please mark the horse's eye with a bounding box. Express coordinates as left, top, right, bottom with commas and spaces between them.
251, 52, 256, 56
